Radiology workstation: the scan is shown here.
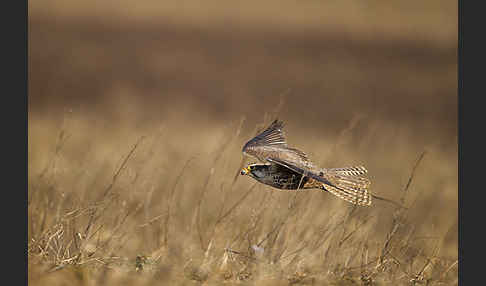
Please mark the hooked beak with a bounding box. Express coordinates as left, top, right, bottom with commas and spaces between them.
240, 167, 249, 175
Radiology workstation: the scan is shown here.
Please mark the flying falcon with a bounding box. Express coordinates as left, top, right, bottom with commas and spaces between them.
240, 119, 372, 206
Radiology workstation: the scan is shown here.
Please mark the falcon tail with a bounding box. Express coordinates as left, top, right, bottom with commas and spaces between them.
320, 166, 372, 206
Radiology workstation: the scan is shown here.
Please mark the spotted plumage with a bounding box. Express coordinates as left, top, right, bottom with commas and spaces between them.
240, 120, 372, 206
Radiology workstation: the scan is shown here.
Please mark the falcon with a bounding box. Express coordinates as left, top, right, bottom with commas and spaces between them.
240, 120, 372, 206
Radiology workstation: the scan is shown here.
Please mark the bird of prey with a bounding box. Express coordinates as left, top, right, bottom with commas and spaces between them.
240, 119, 372, 206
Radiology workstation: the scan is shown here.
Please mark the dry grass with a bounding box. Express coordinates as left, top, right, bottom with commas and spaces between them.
28, 110, 457, 285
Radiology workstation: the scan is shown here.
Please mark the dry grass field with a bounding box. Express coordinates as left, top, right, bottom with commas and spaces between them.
28, 1, 457, 285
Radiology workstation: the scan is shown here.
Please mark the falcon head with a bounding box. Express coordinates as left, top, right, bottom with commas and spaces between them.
240, 165, 253, 175
240, 163, 270, 179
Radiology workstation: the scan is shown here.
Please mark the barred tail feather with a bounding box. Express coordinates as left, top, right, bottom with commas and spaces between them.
321, 184, 372, 206
320, 170, 372, 206
328, 166, 368, 176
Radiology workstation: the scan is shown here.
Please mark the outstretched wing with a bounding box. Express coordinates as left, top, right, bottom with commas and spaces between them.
242, 119, 316, 171
242, 119, 287, 153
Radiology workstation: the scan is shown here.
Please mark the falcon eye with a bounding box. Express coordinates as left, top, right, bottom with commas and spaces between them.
249, 165, 254, 170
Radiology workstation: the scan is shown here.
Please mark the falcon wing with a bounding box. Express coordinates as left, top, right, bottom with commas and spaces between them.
242, 119, 315, 170
242, 119, 287, 153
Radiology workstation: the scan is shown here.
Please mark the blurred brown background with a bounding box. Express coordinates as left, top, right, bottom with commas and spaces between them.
28, 0, 457, 283
29, 0, 456, 129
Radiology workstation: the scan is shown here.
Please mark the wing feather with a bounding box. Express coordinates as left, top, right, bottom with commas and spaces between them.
242, 120, 287, 152
242, 119, 314, 170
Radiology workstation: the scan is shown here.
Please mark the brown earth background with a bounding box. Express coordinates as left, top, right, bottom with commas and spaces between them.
29, 1, 457, 285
